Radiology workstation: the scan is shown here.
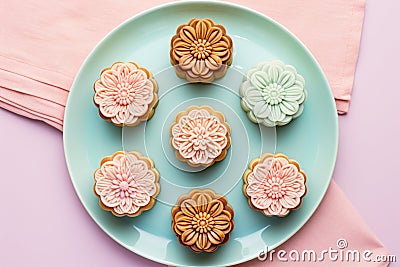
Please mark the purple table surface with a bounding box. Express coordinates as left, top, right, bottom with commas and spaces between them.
1, 1, 399, 266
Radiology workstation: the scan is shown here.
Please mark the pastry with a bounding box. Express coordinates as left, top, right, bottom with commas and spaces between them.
170, 105, 231, 168
243, 153, 307, 217
93, 61, 158, 126
171, 189, 234, 253
94, 151, 160, 217
170, 18, 233, 83
240, 60, 307, 127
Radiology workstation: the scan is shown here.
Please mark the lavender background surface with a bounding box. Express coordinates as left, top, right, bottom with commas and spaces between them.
0, 1, 399, 266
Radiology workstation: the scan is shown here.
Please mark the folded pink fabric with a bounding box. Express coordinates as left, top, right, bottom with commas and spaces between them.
0, 0, 364, 130
1, 0, 389, 266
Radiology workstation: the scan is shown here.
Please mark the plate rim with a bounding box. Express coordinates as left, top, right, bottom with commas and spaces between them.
63, 0, 339, 266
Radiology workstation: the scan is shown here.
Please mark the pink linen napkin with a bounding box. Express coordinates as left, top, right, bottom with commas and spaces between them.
0, 0, 389, 266
0, 0, 364, 131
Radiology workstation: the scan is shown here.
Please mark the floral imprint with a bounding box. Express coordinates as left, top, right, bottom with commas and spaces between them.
94, 151, 160, 217
170, 106, 231, 168
93, 62, 158, 126
240, 60, 306, 127
172, 189, 234, 252
170, 18, 233, 83
243, 153, 307, 217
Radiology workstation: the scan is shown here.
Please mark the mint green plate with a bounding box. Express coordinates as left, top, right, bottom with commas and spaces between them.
63, 1, 338, 266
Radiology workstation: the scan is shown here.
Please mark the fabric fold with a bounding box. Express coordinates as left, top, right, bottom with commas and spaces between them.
0, 99, 63, 130
0, 68, 69, 104
0, 83, 65, 130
